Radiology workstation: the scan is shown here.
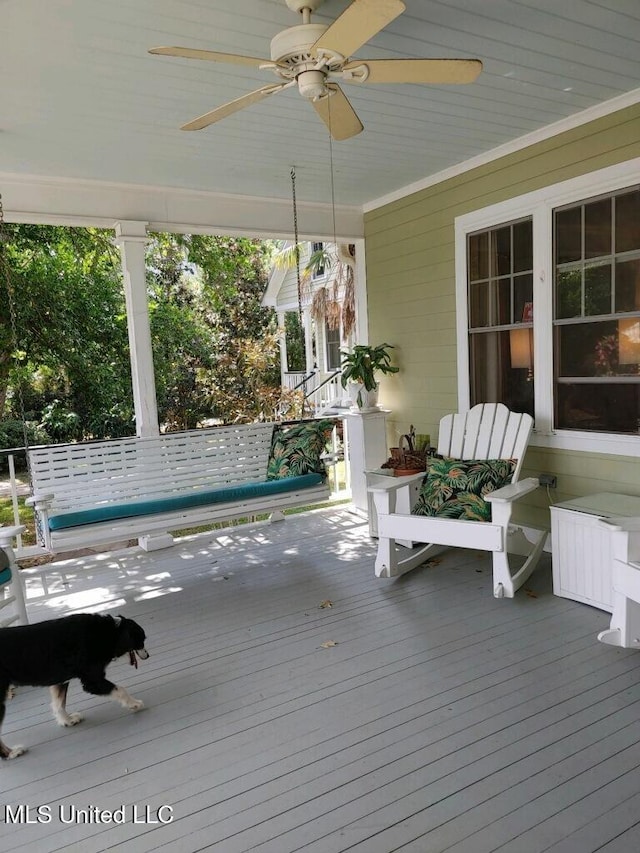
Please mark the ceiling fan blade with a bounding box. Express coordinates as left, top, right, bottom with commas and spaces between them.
181, 83, 289, 131
149, 46, 267, 67
312, 85, 363, 141
344, 57, 483, 85
312, 0, 406, 60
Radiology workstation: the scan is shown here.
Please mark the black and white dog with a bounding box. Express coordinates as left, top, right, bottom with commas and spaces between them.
0, 613, 149, 759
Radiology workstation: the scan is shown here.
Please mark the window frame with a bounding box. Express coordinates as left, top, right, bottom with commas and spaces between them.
455, 157, 640, 457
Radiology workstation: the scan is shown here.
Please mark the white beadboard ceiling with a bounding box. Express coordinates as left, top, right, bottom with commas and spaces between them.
2, 0, 640, 212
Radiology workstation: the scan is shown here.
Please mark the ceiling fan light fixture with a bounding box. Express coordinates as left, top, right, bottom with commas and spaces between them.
297, 69, 328, 99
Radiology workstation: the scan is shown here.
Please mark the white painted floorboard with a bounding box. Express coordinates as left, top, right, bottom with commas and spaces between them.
1, 506, 639, 853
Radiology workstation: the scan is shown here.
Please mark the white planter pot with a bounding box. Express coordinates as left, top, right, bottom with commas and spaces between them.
347, 383, 379, 412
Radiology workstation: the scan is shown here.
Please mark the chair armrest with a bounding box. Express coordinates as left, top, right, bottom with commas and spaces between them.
368, 471, 425, 496
485, 477, 541, 503
0, 525, 26, 547
25, 493, 55, 508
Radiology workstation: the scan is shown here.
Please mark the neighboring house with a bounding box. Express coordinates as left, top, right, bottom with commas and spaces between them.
365, 102, 640, 530
262, 241, 356, 414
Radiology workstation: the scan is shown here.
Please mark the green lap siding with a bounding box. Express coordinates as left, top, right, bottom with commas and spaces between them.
365, 103, 640, 529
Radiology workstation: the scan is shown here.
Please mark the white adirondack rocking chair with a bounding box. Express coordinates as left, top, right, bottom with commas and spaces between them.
369, 404, 548, 598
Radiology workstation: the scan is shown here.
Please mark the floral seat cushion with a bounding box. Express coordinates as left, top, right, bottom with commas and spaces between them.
412, 456, 516, 522
267, 418, 337, 481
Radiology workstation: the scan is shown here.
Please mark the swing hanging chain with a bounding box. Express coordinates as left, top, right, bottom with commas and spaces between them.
290, 167, 304, 341
0, 194, 42, 545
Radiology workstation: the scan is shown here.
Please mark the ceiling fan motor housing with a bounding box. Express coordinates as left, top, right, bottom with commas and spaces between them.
270, 23, 328, 66
270, 23, 345, 98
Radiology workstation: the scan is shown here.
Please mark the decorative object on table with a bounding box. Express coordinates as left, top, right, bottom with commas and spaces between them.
381, 425, 431, 476
340, 342, 399, 411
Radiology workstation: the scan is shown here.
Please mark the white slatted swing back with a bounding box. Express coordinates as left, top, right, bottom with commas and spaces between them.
436, 403, 533, 482
28, 422, 276, 515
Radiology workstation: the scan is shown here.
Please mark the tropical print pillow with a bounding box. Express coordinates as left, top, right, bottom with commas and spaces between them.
412, 456, 516, 522
267, 419, 337, 481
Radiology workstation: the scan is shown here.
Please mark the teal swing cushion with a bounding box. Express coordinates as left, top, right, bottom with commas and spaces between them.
47, 473, 324, 531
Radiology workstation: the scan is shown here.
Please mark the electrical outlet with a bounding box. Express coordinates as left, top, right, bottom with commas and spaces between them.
539, 473, 557, 488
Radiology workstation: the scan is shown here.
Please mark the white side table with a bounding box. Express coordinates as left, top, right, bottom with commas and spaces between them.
551, 492, 640, 612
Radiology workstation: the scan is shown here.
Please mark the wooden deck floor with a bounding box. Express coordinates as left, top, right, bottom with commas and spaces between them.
2, 506, 640, 852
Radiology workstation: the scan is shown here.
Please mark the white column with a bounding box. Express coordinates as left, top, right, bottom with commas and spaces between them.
343, 409, 389, 515
277, 311, 288, 377
304, 308, 314, 373
114, 221, 159, 437
353, 237, 369, 345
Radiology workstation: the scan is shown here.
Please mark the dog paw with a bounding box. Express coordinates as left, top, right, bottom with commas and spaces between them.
56, 711, 84, 727
128, 699, 144, 712
7, 745, 27, 759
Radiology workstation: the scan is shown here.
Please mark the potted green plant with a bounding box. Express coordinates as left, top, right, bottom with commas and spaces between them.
340, 343, 399, 410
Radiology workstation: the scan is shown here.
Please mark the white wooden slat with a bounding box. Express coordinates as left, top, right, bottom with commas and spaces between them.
460, 405, 484, 458
437, 413, 456, 456
501, 411, 523, 459
443, 412, 468, 457
487, 403, 510, 458
378, 513, 503, 551
473, 403, 498, 458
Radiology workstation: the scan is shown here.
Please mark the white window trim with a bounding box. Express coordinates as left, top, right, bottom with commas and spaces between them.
455, 157, 640, 457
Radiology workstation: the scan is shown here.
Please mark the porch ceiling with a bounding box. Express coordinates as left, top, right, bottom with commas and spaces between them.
2, 0, 640, 215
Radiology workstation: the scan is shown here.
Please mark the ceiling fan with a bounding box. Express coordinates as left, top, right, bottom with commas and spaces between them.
149, 0, 482, 141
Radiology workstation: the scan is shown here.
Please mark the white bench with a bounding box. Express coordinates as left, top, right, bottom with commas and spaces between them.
26, 422, 331, 555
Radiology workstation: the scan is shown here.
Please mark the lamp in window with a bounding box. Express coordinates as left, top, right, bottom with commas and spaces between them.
618, 318, 640, 368
510, 327, 533, 381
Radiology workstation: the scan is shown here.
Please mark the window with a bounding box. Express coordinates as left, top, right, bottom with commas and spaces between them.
456, 157, 640, 455
554, 189, 640, 434
311, 242, 325, 279
326, 322, 341, 370
467, 219, 534, 417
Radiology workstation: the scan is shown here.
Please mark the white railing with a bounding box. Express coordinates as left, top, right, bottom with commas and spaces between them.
283, 370, 346, 415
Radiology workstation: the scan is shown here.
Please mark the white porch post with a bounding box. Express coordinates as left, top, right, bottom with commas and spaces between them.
277, 311, 288, 376
114, 220, 159, 437
304, 308, 314, 373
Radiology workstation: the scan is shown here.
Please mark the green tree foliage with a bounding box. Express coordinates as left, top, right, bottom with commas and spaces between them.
0, 224, 134, 438
0, 225, 282, 446
184, 234, 280, 422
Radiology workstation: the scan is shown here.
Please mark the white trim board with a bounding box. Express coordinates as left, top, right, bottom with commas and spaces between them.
0, 172, 364, 241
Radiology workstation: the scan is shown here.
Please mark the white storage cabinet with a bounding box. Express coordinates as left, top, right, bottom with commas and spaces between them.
551, 492, 640, 612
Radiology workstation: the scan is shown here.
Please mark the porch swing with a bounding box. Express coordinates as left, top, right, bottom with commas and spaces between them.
1, 195, 333, 559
